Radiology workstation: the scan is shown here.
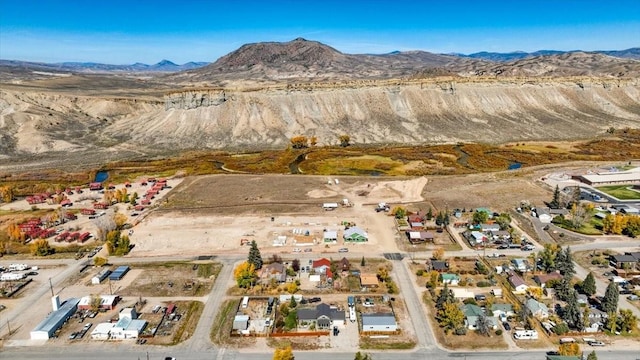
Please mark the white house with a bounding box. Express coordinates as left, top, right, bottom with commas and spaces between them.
91, 323, 115, 340
452, 288, 475, 299
470, 231, 487, 244
323, 230, 338, 243
511, 259, 529, 272
361, 313, 397, 332
441, 273, 460, 286
509, 274, 529, 293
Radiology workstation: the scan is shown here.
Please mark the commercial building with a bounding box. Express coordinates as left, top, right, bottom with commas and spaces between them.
30, 298, 80, 340
78, 294, 120, 311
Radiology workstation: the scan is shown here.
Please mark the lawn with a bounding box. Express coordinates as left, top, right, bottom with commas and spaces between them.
596, 185, 640, 200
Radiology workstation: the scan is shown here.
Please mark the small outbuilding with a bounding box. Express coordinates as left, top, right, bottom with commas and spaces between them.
233, 313, 249, 331
361, 313, 397, 332
91, 269, 112, 285
109, 266, 130, 281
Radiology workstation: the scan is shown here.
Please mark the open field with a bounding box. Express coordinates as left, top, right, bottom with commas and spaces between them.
596, 185, 640, 200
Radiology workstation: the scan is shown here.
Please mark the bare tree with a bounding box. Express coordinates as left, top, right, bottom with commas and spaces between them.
475, 314, 492, 336
93, 215, 116, 241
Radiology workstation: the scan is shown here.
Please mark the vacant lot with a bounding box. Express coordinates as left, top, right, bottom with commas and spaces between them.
423, 170, 551, 213
118, 262, 220, 297
164, 174, 341, 214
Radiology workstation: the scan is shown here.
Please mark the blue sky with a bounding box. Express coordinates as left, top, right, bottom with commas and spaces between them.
0, 0, 638, 64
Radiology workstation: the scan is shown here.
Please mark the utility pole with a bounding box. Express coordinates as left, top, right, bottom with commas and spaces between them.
49, 277, 54, 297
6, 319, 12, 335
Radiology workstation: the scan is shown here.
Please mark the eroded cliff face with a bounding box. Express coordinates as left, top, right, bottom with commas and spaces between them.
1, 78, 639, 161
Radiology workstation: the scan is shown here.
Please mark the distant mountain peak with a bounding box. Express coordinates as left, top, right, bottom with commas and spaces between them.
155, 59, 177, 66
206, 38, 345, 71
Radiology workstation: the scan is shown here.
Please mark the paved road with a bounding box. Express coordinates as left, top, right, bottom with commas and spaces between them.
2, 347, 640, 360
393, 259, 436, 350
186, 258, 235, 353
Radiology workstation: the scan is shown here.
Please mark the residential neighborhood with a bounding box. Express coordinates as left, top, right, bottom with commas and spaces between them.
1, 166, 640, 360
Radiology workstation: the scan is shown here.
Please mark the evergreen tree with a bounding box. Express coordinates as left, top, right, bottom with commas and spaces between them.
602, 281, 619, 314
562, 289, 581, 329
248, 240, 263, 269
582, 272, 596, 296
426, 207, 433, 220
550, 185, 561, 209
556, 247, 575, 278
354, 352, 372, 360
361, 256, 366, 266
555, 276, 572, 301
587, 351, 598, 360
436, 283, 455, 309
289, 295, 297, 308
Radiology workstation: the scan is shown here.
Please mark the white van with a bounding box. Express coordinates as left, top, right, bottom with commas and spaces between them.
241, 296, 249, 309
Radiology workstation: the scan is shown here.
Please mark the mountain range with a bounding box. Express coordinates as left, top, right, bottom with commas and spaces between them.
1, 38, 639, 166
0, 59, 209, 74
1, 40, 638, 78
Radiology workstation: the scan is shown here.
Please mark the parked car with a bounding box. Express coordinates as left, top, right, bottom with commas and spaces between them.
293, 248, 301, 253
304, 248, 312, 252
338, 248, 349, 253
628, 294, 639, 301
503, 322, 511, 330
308, 297, 321, 303
589, 341, 605, 347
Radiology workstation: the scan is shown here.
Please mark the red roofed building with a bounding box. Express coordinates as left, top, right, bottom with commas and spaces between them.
312, 258, 333, 278
93, 202, 110, 209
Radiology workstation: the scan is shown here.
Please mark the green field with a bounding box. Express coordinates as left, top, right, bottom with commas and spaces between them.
596, 185, 640, 200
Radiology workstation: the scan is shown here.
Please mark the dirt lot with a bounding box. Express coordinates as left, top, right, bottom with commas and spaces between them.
118, 262, 220, 297
423, 170, 551, 213
128, 175, 427, 257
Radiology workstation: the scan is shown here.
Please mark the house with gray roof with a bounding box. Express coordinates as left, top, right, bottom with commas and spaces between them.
525, 298, 549, 319
297, 303, 345, 329
361, 313, 397, 332
610, 254, 637, 269
490, 303, 515, 319
461, 304, 498, 330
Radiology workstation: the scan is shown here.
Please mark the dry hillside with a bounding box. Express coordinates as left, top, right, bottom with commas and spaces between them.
1, 38, 640, 168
